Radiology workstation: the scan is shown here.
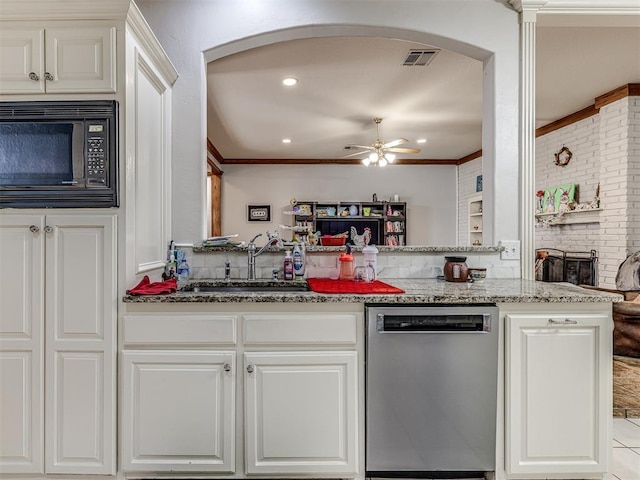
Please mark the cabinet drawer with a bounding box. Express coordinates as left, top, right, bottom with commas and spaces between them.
243, 313, 358, 345
123, 314, 237, 347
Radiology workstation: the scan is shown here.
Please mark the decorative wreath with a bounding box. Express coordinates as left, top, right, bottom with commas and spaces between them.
554, 146, 572, 167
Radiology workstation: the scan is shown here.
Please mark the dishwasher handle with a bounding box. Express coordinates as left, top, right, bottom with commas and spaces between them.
376, 312, 492, 333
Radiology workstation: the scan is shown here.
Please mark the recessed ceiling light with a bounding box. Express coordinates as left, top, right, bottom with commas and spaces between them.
417, 138, 427, 144
282, 77, 298, 86
282, 138, 292, 144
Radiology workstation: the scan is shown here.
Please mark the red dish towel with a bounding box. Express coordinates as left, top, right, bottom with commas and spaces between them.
307, 278, 404, 294
127, 275, 177, 295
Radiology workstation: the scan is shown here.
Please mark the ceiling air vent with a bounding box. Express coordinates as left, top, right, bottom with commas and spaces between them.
403, 49, 440, 67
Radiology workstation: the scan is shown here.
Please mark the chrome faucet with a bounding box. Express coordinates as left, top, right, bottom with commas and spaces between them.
247, 232, 283, 280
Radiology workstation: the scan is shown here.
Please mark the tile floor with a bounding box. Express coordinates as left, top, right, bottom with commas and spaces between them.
612, 417, 640, 480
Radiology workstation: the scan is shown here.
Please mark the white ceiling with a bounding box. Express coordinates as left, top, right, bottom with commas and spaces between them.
206, 24, 640, 163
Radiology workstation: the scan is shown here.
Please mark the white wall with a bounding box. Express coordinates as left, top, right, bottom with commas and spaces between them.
221, 164, 457, 245
135, 0, 520, 247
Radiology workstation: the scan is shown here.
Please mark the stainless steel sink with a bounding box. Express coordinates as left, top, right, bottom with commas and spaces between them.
181, 281, 310, 293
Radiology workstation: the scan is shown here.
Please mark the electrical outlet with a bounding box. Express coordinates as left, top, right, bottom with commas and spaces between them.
500, 240, 520, 260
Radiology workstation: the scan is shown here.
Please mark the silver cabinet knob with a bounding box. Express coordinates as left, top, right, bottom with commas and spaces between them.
29, 72, 40, 81
246, 365, 255, 374
29, 225, 40, 233
223, 363, 231, 372
44, 226, 53, 233
44, 72, 54, 81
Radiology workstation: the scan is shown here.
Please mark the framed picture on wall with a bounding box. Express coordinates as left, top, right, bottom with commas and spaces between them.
247, 204, 271, 222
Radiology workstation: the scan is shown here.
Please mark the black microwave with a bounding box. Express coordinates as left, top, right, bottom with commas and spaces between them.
0, 100, 118, 208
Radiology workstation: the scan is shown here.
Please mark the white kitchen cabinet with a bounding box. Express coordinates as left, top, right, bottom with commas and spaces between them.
505, 311, 611, 476
0, 25, 116, 94
244, 351, 358, 475
0, 214, 44, 474
0, 213, 116, 475
120, 312, 238, 474
120, 307, 361, 478
121, 350, 236, 473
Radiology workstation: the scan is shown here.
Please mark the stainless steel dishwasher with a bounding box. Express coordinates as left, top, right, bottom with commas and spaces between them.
366, 305, 499, 478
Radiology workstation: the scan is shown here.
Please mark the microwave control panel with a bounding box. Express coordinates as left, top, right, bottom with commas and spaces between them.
86, 121, 108, 185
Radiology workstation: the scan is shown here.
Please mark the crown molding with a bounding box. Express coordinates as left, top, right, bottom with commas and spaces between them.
126, 2, 178, 86
509, 1, 550, 13
0, 0, 131, 20
538, 0, 640, 15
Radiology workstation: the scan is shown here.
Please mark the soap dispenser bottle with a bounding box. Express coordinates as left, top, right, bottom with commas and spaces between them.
283, 250, 294, 280
293, 243, 305, 280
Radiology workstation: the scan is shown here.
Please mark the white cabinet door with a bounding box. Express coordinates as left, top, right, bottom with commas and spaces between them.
506, 313, 611, 475
122, 351, 236, 473
44, 214, 116, 475
0, 27, 45, 93
244, 351, 358, 476
0, 25, 115, 94
0, 214, 45, 473
45, 26, 116, 93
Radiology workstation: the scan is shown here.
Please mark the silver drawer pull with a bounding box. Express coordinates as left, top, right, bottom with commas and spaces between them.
223, 363, 231, 372
44, 226, 53, 234
44, 72, 54, 81
548, 318, 578, 325
246, 365, 255, 374
29, 225, 40, 233
29, 72, 40, 81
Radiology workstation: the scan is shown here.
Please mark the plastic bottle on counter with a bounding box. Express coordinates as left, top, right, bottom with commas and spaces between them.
339, 245, 355, 281
164, 253, 176, 280
283, 250, 294, 280
177, 257, 190, 281
362, 244, 378, 280
293, 243, 305, 280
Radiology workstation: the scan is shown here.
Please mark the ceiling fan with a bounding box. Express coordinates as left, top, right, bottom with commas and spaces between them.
344, 117, 420, 166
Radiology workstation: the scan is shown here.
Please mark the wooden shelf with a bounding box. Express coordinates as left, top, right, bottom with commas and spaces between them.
535, 209, 601, 226
468, 194, 483, 246
292, 201, 407, 246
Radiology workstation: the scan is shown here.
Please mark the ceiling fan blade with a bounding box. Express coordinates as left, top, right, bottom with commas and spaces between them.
383, 138, 409, 148
386, 147, 421, 154
342, 150, 371, 159
344, 144, 375, 151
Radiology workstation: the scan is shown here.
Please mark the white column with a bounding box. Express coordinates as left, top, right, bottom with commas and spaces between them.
509, 0, 547, 280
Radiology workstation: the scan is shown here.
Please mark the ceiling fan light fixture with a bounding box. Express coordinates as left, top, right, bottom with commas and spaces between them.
362, 157, 371, 166
369, 153, 378, 163
385, 153, 396, 163
282, 77, 298, 86
378, 158, 388, 167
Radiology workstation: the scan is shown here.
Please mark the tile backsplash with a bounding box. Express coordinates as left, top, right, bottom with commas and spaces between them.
185, 248, 520, 280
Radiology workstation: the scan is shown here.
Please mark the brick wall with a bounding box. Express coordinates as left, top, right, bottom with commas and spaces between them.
534, 95, 640, 288
599, 96, 640, 287
458, 157, 483, 245
534, 115, 602, 255
627, 96, 640, 254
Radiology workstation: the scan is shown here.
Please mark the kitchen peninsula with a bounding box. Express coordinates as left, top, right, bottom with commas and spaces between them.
122, 278, 620, 480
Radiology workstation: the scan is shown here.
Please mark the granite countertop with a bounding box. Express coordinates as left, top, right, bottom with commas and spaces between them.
123, 278, 623, 304
193, 244, 503, 253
